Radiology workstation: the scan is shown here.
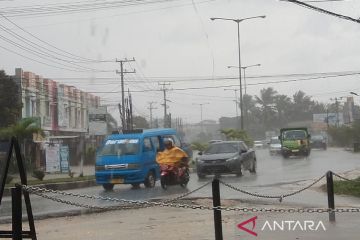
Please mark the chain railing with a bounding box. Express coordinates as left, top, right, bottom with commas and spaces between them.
20, 173, 360, 214
333, 172, 360, 183
160, 180, 212, 203
219, 174, 326, 202
21, 179, 212, 207
21, 185, 360, 213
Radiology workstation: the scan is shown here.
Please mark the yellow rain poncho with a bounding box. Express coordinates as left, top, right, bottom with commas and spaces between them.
156, 147, 188, 166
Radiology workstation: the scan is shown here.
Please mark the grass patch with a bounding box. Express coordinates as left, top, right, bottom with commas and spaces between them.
333, 177, 360, 197
5, 175, 95, 188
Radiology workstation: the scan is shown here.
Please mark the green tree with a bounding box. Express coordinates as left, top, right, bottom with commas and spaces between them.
327, 120, 360, 147
291, 91, 314, 121
106, 113, 118, 133
255, 87, 278, 129
191, 142, 208, 151
274, 94, 292, 127
0, 118, 43, 169
132, 116, 149, 129
220, 128, 253, 146
0, 70, 22, 128
243, 94, 258, 121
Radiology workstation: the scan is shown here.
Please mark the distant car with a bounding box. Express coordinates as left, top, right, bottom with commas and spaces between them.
196, 141, 256, 178
269, 137, 282, 155
279, 127, 311, 158
253, 140, 264, 149
208, 140, 222, 144
310, 135, 327, 150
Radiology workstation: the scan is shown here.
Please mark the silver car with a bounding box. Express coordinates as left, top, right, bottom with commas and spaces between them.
269, 137, 282, 155
196, 141, 256, 178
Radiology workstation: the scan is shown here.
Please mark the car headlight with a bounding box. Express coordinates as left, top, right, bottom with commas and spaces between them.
127, 163, 141, 169
197, 159, 204, 164
95, 165, 105, 171
226, 156, 238, 162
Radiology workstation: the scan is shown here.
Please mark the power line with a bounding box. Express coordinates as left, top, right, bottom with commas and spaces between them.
0, 26, 112, 72
303, 0, 349, 2
0, 45, 100, 72
0, 0, 190, 18
0, 13, 114, 63
87, 71, 360, 93
26, 70, 360, 83
282, 0, 360, 24
2, 0, 214, 30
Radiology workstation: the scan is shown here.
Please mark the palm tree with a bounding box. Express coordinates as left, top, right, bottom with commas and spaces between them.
291, 91, 314, 121
243, 94, 257, 118
0, 118, 43, 166
255, 87, 278, 129
274, 94, 292, 127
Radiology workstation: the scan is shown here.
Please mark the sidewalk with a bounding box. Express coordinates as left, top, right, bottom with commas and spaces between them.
1, 201, 359, 240
3, 165, 96, 197
10, 165, 95, 182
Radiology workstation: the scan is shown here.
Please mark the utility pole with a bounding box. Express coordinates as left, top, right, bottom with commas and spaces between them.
128, 89, 133, 130
148, 102, 157, 128
159, 82, 171, 128
116, 58, 135, 130
224, 88, 240, 129
330, 97, 344, 127
193, 103, 210, 132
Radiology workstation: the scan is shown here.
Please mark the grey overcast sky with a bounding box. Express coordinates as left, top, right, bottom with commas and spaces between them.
1, 0, 360, 124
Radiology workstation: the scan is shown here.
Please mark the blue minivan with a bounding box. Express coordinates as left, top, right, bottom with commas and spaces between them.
95, 128, 185, 190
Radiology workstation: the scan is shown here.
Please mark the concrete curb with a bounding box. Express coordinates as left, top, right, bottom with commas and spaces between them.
3, 168, 196, 197
3, 179, 97, 197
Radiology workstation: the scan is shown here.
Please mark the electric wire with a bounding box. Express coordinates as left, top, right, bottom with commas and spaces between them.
1, 0, 213, 30
283, 0, 360, 24
0, 13, 114, 63
0, 0, 193, 18
86, 72, 360, 93
0, 25, 114, 72
31, 70, 360, 83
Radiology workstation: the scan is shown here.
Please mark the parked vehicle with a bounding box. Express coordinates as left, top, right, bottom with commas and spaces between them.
196, 141, 256, 178
279, 128, 311, 158
253, 140, 264, 149
269, 137, 282, 155
95, 128, 184, 190
310, 135, 327, 150
160, 161, 190, 189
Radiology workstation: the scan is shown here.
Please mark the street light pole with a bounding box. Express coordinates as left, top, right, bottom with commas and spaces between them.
242, 64, 261, 95
193, 103, 210, 132
350, 92, 360, 121
228, 64, 261, 96
224, 88, 239, 129
211, 15, 265, 131
236, 21, 244, 130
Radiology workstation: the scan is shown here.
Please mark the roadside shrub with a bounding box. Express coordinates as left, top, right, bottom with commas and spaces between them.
85, 146, 96, 165
32, 169, 45, 181
220, 128, 253, 147
191, 142, 208, 152
328, 121, 360, 147
5, 175, 13, 184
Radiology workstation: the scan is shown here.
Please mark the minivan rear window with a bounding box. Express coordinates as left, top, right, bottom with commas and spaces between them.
100, 139, 139, 156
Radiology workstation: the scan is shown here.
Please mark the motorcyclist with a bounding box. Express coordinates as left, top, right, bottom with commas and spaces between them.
156, 138, 189, 169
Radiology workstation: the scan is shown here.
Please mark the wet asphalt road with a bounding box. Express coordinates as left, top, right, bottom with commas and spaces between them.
1, 148, 360, 220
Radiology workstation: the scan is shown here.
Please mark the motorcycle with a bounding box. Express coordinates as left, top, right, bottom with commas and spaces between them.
160, 162, 190, 190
